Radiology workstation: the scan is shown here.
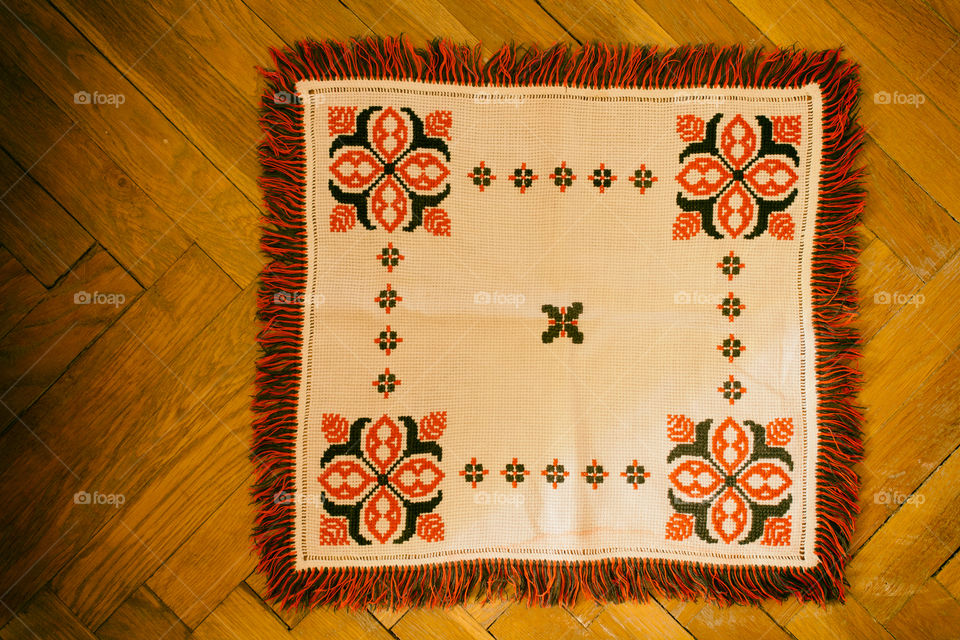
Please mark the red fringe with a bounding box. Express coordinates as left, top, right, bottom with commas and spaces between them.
252, 36, 864, 612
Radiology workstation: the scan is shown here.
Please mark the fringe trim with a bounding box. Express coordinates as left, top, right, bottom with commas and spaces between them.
252, 36, 864, 611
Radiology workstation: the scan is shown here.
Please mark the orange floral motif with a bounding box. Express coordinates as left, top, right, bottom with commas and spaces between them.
676, 112, 800, 240
329, 106, 451, 233
666, 416, 793, 545
317, 413, 445, 545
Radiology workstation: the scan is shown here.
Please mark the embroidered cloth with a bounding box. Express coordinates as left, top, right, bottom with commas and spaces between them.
253, 38, 864, 609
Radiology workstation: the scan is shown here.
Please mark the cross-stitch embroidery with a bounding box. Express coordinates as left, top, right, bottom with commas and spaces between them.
329, 106, 451, 232
666, 416, 793, 545
541, 303, 584, 344
316, 414, 444, 545
675, 113, 800, 240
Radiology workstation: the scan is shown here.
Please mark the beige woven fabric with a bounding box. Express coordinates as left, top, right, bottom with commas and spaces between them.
294, 79, 822, 570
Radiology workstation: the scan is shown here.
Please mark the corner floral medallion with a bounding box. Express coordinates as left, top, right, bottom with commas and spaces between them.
328, 106, 451, 234
666, 415, 793, 545
674, 113, 800, 240
317, 413, 445, 545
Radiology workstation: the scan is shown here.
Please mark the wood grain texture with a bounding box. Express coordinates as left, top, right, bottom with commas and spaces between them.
0, 0, 956, 637
0, 247, 140, 431
0, 149, 93, 287
96, 587, 190, 640
144, 474, 257, 629
0, 0, 263, 287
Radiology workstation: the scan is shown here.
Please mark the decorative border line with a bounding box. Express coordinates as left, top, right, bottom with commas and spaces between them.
252, 37, 863, 610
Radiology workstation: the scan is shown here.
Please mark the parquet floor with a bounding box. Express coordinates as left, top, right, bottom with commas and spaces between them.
0, 0, 958, 638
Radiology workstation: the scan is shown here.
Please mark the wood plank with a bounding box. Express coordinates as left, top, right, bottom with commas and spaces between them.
0, 150, 93, 287
855, 236, 922, 344
342, 0, 480, 49
51, 390, 251, 628
731, 0, 960, 219
52, 0, 261, 204
0, 247, 141, 430
936, 551, 960, 601
885, 579, 960, 640
293, 606, 398, 640
785, 597, 894, 640
239, 0, 365, 45
459, 587, 511, 629
565, 599, 605, 627
194, 582, 397, 639
860, 141, 960, 282
657, 596, 706, 626
245, 569, 310, 630
0, 588, 96, 640
367, 604, 408, 630
684, 603, 792, 640
538, 0, 671, 43
392, 606, 492, 640
859, 250, 960, 436
191, 584, 289, 640
851, 353, 960, 551
0, 245, 234, 617
591, 601, 694, 640
848, 448, 960, 622
638, 0, 776, 46
926, 0, 960, 31
0, 59, 191, 286
146, 475, 256, 629
0, 0, 262, 287
826, 0, 960, 128
96, 587, 190, 640
0, 248, 46, 339
50, 286, 256, 627
488, 603, 588, 639
148, 0, 280, 98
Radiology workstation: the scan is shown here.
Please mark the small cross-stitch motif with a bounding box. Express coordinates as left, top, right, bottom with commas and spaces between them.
541, 302, 583, 344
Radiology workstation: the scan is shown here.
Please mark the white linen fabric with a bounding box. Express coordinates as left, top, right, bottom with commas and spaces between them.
294, 79, 822, 570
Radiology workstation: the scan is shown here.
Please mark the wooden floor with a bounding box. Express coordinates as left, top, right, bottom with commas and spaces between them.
0, 0, 958, 637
